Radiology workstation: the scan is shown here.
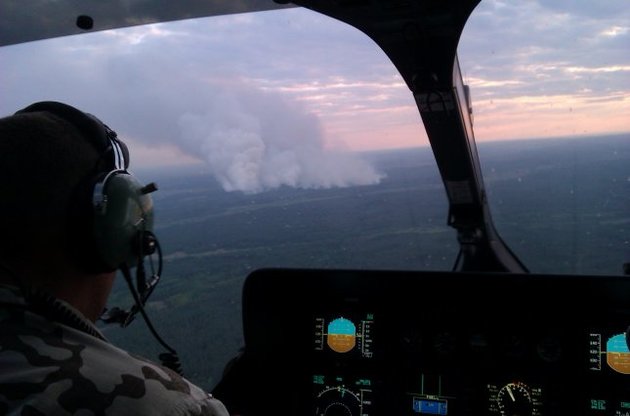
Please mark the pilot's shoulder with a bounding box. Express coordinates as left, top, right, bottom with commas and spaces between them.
117, 352, 230, 416
0, 285, 228, 416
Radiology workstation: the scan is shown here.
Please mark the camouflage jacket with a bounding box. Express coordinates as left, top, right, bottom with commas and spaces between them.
0, 284, 230, 416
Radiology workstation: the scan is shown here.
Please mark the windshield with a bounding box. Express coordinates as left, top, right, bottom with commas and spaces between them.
0, 8, 452, 389
1, 2, 628, 391
459, 1, 630, 275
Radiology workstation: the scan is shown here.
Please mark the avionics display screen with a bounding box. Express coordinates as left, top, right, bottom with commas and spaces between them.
314, 312, 374, 359
241, 269, 630, 415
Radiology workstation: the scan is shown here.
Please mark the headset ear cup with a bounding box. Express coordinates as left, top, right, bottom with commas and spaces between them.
93, 171, 154, 270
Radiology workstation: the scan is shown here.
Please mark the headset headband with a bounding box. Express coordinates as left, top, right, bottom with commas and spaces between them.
15, 101, 129, 170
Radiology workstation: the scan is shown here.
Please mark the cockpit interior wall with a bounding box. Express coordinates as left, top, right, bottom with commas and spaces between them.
0, 1, 295, 46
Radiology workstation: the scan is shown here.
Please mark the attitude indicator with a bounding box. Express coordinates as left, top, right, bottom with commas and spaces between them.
314, 313, 374, 358
589, 331, 630, 375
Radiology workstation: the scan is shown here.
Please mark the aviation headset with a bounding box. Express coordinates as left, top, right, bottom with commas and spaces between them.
14, 101, 157, 273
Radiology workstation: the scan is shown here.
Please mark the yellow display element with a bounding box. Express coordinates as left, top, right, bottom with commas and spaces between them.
607, 352, 630, 374
606, 334, 630, 375
327, 333, 356, 353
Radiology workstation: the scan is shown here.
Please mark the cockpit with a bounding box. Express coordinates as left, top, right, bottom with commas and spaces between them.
1, 1, 628, 415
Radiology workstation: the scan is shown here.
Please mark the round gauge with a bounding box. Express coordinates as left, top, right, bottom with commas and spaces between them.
496, 382, 533, 416
315, 386, 361, 416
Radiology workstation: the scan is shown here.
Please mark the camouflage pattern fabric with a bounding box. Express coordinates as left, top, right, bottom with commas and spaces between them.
0, 284, 230, 416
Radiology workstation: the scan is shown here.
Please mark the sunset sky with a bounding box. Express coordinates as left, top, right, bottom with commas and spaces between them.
1, 1, 628, 169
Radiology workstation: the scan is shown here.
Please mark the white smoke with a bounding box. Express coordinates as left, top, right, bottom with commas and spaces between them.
177, 86, 383, 193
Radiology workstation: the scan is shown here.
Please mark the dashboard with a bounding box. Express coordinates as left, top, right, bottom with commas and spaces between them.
217, 268, 630, 416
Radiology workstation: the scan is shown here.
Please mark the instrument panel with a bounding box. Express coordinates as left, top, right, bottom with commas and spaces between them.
223, 269, 630, 415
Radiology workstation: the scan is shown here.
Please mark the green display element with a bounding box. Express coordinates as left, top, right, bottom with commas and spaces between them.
313, 375, 324, 385
314, 375, 373, 416
356, 379, 371, 386
621, 401, 630, 409
590, 399, 606, 410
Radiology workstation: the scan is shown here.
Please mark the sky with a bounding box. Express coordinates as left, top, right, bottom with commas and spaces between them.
0, 1, 628, 191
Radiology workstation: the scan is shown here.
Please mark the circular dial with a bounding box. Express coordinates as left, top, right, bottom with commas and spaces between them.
496, 382, 533, 416
315, 386, 361, 416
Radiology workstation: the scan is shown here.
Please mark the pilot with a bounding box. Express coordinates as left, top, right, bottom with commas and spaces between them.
0, 102, 229, 415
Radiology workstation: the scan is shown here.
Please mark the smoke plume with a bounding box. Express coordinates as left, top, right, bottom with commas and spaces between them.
177, 86, 383, 193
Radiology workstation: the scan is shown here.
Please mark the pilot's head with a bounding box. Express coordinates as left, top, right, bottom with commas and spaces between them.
0, 101, 152, 320
0, 103, 103, 274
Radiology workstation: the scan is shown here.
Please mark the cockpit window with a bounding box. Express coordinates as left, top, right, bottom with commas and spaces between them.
459, 0, 630, 275
1, 1, 628, 391
1, 8, 455, 389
